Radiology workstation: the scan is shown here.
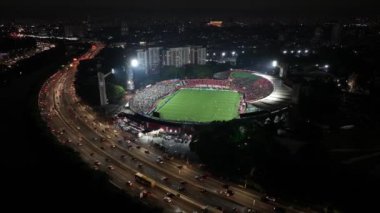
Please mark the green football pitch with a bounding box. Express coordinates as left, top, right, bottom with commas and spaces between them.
155, 88, 241, 123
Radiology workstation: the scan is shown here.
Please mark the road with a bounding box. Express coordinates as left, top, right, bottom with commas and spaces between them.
38, 42, 316, 213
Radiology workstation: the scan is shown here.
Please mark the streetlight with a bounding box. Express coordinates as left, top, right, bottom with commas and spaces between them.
221, 52, 226, 57
272, 60, 285, 78
130, 58, 139, 68
97, 68, 115, 107
127, 58, 139, 90
272, 60, 278, 68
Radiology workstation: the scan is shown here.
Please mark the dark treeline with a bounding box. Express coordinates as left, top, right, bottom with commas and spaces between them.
0, 42, 160, 212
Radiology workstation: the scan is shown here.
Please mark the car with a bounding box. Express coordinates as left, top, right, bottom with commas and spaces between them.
166, 192, 175, 198
110, 144, 116, 148
94, 161, 101, 166
177, 165, 183, 169
105, 158, 110, 162
127, 144, 133, 149
226, 189, 234, 197
137, 163, 143, 168
177, 186, 185, 192
100, 146, 105, 150
90, 153, 94, 156
144, 150, 150, 154
200, 189, 207, 193
77, 142, 83, 146
262, 195, 276, 203
120, 155, 126, 159
126, 180, 133, 187
163, 196, 172, 203
195, 175, 201, 181
140, 190, 148, 198
131, 156, 137, 161
156, 159, 164, 164
136, 145, 141, 149
180, 181, 187, 185
161, 177, 168, 181
107, 165, 114, 170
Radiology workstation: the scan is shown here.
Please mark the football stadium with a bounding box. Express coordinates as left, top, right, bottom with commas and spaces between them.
130, 69, 291, 124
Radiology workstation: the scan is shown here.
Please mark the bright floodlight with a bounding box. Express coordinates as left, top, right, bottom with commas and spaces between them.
222, 52, 226, 57
111, 68, 115, 74
304, 49, 309, 53
232, 51, 236, 56
324, 64, 329, 68
283, 50, 287, 54
272, 60, 278, 67
130, 59, 139, 67
297, 50, 301, 53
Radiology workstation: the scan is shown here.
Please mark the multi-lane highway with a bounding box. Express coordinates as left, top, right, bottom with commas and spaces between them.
38, 43, 315, 213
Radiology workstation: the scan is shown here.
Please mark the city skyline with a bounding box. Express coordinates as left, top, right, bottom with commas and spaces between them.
1, 0, 380, 18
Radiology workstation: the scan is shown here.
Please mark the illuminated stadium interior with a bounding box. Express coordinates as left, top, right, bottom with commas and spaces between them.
130, 70, 290, 123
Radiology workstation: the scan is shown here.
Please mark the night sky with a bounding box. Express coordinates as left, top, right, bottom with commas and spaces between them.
0, 0, 379, 17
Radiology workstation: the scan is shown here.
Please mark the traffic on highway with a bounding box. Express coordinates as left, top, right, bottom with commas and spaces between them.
38, 43, 314, 213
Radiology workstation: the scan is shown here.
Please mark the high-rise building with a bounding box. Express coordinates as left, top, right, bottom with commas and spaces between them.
163, 47, 191, 68
147, 47, 162, 74
120, 22, 129, 36
163, 46, 206, 67
136, 47, 163, 74
136, 49, 148, 73
190, 46, 207, 65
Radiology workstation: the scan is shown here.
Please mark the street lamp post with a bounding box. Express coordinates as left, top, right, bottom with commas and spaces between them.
127, 59, 139, 91
272, 60, 285, 78
97, 68, 115, 107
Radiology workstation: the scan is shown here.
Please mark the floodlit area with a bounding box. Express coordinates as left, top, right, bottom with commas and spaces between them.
155, 88, 241, 123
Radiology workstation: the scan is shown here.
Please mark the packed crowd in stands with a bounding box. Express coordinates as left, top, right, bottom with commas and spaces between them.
183, 79, 230, 89
130, 72, 274, 115
130, 80, 179, 114
230, 74, 273, 102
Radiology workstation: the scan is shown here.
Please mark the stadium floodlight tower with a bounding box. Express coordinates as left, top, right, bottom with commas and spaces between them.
97, 68, 115, 107
126, 58, 139, 90
272, 60, 286, 78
